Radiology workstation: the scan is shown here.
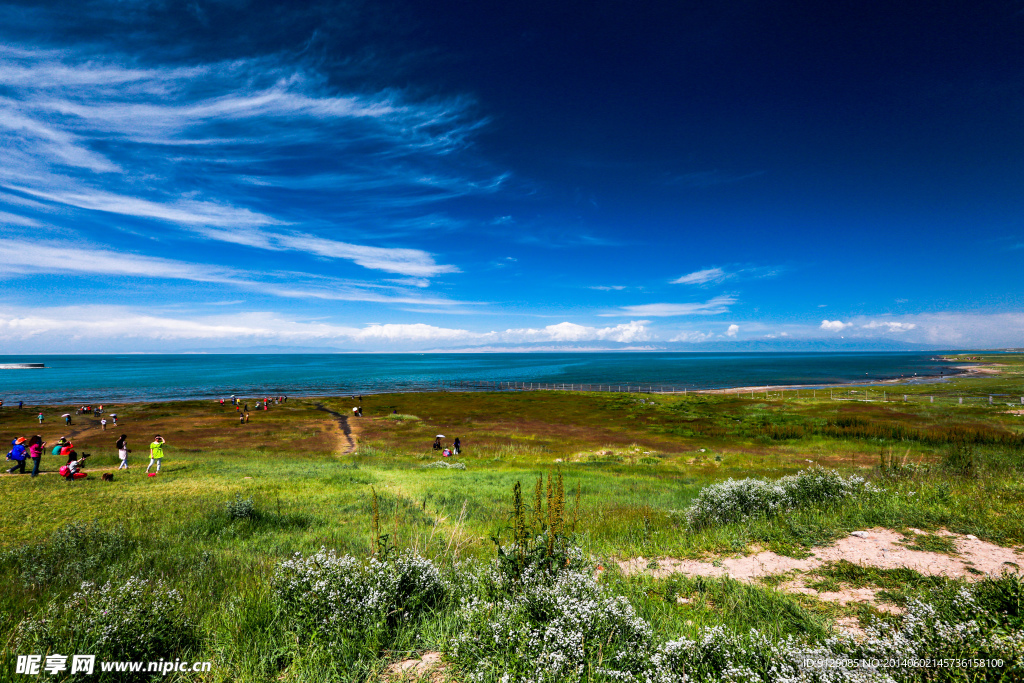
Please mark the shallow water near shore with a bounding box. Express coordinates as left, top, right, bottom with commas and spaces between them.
0, 351, 963, 404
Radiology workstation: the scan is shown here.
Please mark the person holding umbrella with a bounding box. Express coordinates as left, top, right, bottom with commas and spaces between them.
63, 412, 72, 425
432, 435, 444, 451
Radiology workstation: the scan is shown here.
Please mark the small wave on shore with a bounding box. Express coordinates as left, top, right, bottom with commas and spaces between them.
0, 363, 45, 369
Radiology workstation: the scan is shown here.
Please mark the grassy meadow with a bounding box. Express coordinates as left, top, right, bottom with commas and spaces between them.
1, 353, 1023, 681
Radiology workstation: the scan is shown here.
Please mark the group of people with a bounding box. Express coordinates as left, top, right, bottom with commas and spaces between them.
6, 435, 85, 479
36, 411, 117, 426
221, 395, 288, 424
5, 433, 167, 479
432, 436, 462, 457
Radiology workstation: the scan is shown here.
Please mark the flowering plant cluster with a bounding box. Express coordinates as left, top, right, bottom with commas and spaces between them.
451, 561, 653, 683
271, 548, 444, 644
423, 460, 467, 470
685, 467, 877, 528
450, 554, 1023, 683
225, 493, 256, 520
2, 520, 129, 589
16, 576, 196, 676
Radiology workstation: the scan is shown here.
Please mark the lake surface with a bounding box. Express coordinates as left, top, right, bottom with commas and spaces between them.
0, 352, 963, 404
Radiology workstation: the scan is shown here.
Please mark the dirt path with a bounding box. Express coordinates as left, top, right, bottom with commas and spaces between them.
314, 404, 357, 454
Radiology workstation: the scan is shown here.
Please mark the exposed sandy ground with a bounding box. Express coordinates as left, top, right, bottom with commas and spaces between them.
620, 529, 1023, 583
383, 652, 448, 682
620, 528, 1023, 628
951, 364, 1004, 375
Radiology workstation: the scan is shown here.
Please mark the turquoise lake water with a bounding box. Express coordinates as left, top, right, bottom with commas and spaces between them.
0, 352, 963, 404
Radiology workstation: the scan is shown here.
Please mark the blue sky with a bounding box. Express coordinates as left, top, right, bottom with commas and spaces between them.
0, 0, 1022, 352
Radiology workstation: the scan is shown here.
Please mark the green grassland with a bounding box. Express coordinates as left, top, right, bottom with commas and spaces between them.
1, 353, 1022, 681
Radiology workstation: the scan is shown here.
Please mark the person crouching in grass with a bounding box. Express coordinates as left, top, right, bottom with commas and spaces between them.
63, 451, 88, 480
146, 435, 165, 475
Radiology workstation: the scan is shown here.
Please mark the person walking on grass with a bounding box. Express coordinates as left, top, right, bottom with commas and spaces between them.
116, 434, 130, 470
101, 418, 107, 430
146, 435, 165, 475
28, 435, 44, 477
453, 437, 461, 455
37, 412, 43, 424
6, 436, 27, 474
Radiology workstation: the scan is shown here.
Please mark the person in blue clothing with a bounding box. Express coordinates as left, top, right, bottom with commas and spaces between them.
6, 436, 27, 474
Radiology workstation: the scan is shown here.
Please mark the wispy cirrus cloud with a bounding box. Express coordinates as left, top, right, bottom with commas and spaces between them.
0, 46, 501, 280
671, 265, 782, 286
0, 239, 470, 306
600, 296, 735, 317
671, 267, 727, 285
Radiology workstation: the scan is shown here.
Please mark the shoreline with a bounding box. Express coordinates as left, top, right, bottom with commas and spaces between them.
696, 364, 984, 395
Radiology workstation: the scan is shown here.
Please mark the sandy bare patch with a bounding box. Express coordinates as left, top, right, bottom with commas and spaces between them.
833, 615, 867, 638
782, 576, 904, 614
620, 528, 1023, 583
383, 652, 448, 682
620, 529, 1023, 616
952, 363, 1004, 375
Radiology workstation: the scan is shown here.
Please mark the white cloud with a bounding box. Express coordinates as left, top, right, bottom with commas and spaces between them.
671, 268, 726, 285
602, 296, 734, 317
726, 324, 739, 337
668, 330, 713, 342
862, 321, 916, 332
499, 320, 650, 343
590, 285, 626, 291
0, 304, 651, 350
820, 319, 852, 332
